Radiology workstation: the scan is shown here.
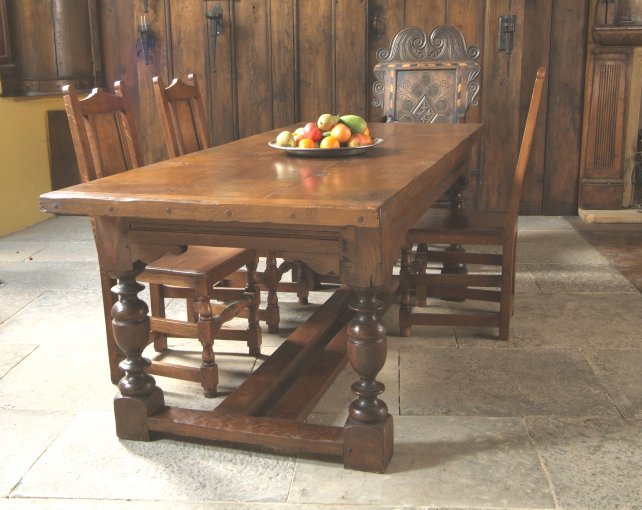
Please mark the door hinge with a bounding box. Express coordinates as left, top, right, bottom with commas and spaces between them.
498, 15, 516, 54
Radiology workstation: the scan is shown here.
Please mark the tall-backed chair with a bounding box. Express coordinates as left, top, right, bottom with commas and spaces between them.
373, 24, 482, 304
63, 82, 261, 397
153, 74, 303, 332
398, 68, 547, 341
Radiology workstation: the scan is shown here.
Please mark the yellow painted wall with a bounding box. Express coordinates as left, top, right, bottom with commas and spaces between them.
0, 83, 63, 236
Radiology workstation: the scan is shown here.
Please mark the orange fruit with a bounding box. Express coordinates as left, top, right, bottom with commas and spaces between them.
320, 136, 340, 149
331, 123, 351, 143
298, 138, 317, 148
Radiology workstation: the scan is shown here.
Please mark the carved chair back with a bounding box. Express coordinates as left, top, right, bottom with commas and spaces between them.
373, 25, 481, 124
153, 74, 210, 158
62, 82, 141, 183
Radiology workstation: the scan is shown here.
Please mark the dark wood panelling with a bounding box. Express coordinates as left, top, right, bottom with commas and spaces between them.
478, 0, 522, 210
94, 0, 587, 215
335, 0, 367, 117
0, 0, 12, 66
235, 0, 272, 138
542, 0, 587, 215
298, 0, 333, 121
270, 0, 296, 127
519, 0, 552, 214
367, 0, 404, 122
404, 0, 445, 28
205, 0, 236, 145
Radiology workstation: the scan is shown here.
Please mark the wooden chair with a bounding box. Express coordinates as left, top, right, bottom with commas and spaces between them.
152, 74, 306, 332
63, 81, 262, 397
373, 24, 482, 305
398, 67, 547, 341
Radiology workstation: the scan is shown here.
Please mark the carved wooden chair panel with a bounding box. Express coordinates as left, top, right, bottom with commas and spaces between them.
373, 25, 481, 124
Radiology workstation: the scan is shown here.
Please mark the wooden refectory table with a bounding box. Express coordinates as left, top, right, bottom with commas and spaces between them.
40, 122, 482, 473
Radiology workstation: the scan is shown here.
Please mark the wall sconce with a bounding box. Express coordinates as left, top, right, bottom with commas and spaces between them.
137, 0, 153, 65
205, 3, 224, 70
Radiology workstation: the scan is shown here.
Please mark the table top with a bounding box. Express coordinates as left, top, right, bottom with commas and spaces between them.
40, 122, 482, 229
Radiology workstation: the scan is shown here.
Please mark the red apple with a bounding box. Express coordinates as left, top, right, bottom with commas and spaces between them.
302, 122, 323, 142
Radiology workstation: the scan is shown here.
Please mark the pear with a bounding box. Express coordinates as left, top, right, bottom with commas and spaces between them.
339, 114, 367, 134
317, 113, 340, 131
275, 130, 296, 147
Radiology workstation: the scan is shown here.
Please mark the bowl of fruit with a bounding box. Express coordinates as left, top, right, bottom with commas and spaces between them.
269, 114, 382, 157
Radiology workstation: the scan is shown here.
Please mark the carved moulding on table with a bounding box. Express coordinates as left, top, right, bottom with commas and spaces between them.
372, 25, 480, 124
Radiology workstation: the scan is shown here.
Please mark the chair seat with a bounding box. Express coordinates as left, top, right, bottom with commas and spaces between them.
408, 208, 507, 245
138, 246, 255, 285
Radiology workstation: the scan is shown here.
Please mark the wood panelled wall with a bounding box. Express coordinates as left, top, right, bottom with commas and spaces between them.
98, 0, 588, 215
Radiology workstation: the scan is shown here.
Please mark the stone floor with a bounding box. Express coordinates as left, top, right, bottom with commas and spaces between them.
1, 215, 641, 510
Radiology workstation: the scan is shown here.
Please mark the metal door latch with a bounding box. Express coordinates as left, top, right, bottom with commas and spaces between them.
498, 15, 516, 54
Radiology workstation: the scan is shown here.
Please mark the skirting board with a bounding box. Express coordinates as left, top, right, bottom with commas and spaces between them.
578, 208, 642, 224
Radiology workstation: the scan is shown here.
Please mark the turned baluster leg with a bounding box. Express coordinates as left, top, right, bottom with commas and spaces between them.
112, 269, 164, 440
263, 252, 281, 333
399, 244, 413, 337
245, 255, 262, 356
344, 288, 394, 473
196, 296, 218, 397
413, 243, 429, 306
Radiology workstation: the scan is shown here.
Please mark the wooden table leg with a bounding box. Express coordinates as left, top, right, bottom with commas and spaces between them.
111, 268, 164, 440
343, 288, 393, 473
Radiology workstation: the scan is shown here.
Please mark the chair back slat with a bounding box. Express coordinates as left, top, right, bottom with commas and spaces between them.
505, 67, 547, 235
63, 81, 141, 183
153, 74, 210, 158
373, 25, 481, 124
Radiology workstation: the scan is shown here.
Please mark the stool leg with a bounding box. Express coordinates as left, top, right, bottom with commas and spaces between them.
263, 252, 280, 334
149, 283, 168, 352
245, 256, 262, 357
399, 244, 413, 337
196, 296, 219, 398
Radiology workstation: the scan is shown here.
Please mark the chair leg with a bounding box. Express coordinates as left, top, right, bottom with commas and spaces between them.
149, 283, 168, 352
196, 296, 219, 398
295, 262, 315, 305
413, 243, 428, 306
263, 252, 281, 333
245, 256, 262, 357
399, 244, 413, 337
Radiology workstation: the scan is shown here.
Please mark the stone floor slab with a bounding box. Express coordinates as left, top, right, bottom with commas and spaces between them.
0, 289, 107, 345
527, 263, 636, 293
400, 347, 618, 417
517, 216, 575, 230
0, 500, 413, 510
457, 292, 642, 348
12, 410, 296, 503
0, 289, 42, 324
516, 230, 611, 265
0, 409, 71, 497
526, 416, 642, 510
2, 216, 93, 243
582, 349, 642, 419
0, 344, 37, 379
289, 416, 554, 509
0, 260, 100, 292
